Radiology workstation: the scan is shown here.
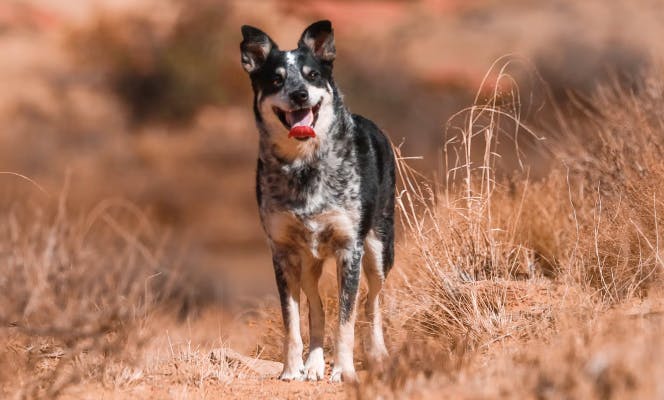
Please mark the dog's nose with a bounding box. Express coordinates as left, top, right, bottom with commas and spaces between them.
289, 89, 309, 105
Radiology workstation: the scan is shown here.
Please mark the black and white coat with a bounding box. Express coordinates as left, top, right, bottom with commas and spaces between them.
241, 20, 395, 383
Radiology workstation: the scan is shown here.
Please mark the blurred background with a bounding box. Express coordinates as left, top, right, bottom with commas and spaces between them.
1, 0, 662, 311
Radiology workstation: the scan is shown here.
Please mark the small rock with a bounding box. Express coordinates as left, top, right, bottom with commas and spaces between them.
210, 348, 283, 378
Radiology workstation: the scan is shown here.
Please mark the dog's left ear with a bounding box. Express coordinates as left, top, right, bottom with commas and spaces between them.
298, 20, 335, 62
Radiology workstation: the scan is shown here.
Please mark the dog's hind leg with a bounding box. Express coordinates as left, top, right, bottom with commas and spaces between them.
330, 243, 363, 383
272, 249, 305, 381
362, 229, 389, 368
301, 257, 326, 381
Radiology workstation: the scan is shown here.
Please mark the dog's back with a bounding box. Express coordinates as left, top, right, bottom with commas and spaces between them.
350, 114, 395, 275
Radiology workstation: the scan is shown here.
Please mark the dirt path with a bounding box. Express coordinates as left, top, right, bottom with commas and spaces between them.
56, 346, 348, 399
62, 377, 346, 399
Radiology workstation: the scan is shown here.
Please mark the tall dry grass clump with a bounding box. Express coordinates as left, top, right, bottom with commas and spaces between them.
357, 62, 664, 399
0, 179, 181, 399
554, 76, 664, 301
386, 59, 553, 351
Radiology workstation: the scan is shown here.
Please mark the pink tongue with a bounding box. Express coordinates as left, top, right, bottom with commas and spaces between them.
285, 108, 313, 127
286, 109, 316, 139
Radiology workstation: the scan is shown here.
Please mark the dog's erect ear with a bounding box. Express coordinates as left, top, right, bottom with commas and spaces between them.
240, 25, 276, 73
298, 20, 335, 62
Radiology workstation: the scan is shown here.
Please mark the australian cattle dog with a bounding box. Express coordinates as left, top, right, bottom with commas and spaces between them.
240, 20, 395, 382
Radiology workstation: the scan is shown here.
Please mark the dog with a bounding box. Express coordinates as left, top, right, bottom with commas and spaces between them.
240, 20, 395, 383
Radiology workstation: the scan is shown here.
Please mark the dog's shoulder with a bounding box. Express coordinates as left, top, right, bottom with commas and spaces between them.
350, 114, 394, 177
350, 114, 392, 156
348, 114, 395, 236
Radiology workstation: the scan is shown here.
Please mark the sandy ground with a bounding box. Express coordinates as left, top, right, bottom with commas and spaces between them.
62, 379, 345, 400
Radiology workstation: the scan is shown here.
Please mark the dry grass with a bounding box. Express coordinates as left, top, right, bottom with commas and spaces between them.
0, 180, 320, 399
4, 61, 664, 399
350, 61, 664, 399
0, 178, 186, 398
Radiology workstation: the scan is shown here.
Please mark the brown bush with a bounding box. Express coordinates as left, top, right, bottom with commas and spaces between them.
68, 1, 242, 126
0, 180, 182, 398
355, 61, 664, 398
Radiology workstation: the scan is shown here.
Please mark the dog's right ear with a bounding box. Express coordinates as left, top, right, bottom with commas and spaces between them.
240, 25, 276, 74
298, 20, 335, 62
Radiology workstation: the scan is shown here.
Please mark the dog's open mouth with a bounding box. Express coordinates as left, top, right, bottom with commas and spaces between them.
273, 100, 322, 141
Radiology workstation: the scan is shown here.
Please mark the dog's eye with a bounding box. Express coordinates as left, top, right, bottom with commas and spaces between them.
307, 70, 320, 80
272, 75, 284, 86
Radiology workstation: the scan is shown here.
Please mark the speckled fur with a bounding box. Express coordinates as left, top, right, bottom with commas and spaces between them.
241, 20, 395, 382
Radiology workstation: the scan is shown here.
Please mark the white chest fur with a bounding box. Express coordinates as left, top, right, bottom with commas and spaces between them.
266, 208, 357, 259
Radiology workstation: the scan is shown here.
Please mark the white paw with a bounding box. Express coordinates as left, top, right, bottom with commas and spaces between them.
329, 366, 357, 383
366, 346, 389, 367
303, 350, 326, 381
329, 366, 342, 383
278, 365, 305, 381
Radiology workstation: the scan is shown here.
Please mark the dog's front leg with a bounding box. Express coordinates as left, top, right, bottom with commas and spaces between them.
330, 243, 363, 383
272, 249, 304, 381
301, 258, 326, 381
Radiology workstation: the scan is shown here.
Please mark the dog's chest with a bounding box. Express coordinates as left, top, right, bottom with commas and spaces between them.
261, 169, 361, 258
266, 208, 357, 259
259, 140, 361, 257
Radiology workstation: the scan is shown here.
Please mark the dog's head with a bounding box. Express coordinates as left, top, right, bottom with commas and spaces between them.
240, 21, 337, 160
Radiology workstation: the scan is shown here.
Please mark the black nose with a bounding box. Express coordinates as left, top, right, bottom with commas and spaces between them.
289, 89, 309, 105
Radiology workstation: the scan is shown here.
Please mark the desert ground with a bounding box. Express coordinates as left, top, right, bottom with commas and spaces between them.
2, 0, 664, 398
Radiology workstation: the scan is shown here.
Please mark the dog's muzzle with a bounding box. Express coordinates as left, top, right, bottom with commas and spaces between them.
273, 99, 322, 141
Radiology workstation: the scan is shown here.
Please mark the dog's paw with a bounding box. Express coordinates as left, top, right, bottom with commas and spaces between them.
328, 367, 343, 383
329, 366, 357, 383
303, 350, 325, 381
366, 346, 389, 369
278, 366, 305, 381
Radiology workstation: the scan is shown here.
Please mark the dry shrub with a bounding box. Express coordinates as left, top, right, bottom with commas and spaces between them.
356, 61, 664, 398
361, 304, 664, 400
386, 58, 551, 351
0, 179, 182, 398
509, 312, 664, 400
556, 76, 664, 301
68, 1, 241, 125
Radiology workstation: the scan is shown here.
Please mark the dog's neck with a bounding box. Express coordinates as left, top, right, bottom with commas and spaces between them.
258, 106, 353, 171
257, 107, 357, 216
